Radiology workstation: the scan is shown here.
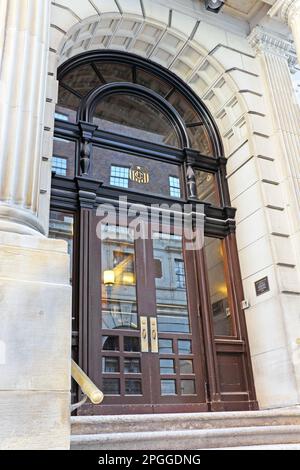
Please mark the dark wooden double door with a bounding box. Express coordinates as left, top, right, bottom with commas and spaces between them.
82, 216, 209, 415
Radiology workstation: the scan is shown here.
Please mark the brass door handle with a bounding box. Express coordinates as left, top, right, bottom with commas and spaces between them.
140, 317, 149, 352
150, 317, 158, 353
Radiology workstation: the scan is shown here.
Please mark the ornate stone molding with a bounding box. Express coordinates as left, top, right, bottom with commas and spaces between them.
248, 26, 298, 70
269, 0, 300, 64
269, 0, 300, 23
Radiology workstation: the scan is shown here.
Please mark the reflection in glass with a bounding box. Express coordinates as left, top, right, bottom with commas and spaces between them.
102, 357, 119, 373
52, 138, 76, 178
125, 379, 142, 395
61, 63, 101, 97
52, 156, 67, 176
93, 94, 180, 147
124, 337, 140, 352
179, 360, 194, 374
159, 339, 173, 354
161, 380, 176, 395
124, 358, 141, 374
178, 340, 192, 355
187, 125, 213, 156
158, 316, 189, 333
102, 336, 119, 351
160, 359, 175, 375
205, 238, 233, 336
95, 62, 132, 83
110, 165, 129, 188
101, 225, 138, 330
195, 170, 219, 206
56, 60, 216, 154
103, 378, 120, 395
168, 91, 199, 124
153, 233, 190, 334
181, 380, 196, 395
56, 87, 80, 124
169, 176, 181, 198
174, 259, 186, 289
136, 69, 172, 97
49, 211, 74, 284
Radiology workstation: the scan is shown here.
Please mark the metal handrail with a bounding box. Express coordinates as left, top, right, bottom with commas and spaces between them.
71, 359, 104, 408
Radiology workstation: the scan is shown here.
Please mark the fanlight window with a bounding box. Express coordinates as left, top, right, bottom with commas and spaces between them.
54, 53, 224, 206
56, 58, 215, 156
92, 93, 180, 147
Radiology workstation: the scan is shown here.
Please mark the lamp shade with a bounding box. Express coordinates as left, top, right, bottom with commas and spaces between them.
205, 0, 224, 13
103, 270, 115, 286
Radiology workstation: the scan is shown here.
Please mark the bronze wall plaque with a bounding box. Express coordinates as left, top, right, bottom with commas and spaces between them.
255, 277, 270, 296
129, 166, 150, 184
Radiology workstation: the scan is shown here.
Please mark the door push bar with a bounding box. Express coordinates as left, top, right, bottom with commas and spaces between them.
140, 316, 158, 353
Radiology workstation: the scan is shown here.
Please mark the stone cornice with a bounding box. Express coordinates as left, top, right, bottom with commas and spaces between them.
248, 26, 298, 70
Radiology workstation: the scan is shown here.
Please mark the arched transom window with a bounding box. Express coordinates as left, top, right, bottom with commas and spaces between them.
53, 51, 228, 207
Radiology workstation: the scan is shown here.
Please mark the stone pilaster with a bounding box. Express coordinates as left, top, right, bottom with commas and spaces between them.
248, 26, 300, 406
0, 0, 51, 235
249, 27, 300, 225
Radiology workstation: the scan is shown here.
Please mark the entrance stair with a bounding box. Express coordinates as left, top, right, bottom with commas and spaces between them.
71, 407, 300, 450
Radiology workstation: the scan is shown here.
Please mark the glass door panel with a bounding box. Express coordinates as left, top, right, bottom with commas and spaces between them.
99, 223, 151, 407
151, 231, 206, 408
153, 233, 190, 334
101, 224, 138, 331
97, 221, 207, 413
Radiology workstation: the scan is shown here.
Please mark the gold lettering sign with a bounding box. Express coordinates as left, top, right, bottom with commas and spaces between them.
129, 166, 150, 184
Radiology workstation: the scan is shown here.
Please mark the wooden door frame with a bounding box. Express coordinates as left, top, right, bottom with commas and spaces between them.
79, 213, 210, 415
149, 225, 209, 412
51, 178, 258, 414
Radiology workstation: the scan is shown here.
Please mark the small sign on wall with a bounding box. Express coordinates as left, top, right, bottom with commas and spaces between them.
255, 276, 270, 297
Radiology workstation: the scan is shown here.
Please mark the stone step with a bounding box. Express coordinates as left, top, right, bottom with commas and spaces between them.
211, 444, 300, 450
71, 408, 300, 435
71, 424, 300, 450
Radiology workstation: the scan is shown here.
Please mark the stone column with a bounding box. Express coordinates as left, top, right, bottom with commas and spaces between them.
270, 0, 300, 64
248, 27, 300, 406
0, 0, 50, 235
0, 1, 72, 449
249, 27, 300, 223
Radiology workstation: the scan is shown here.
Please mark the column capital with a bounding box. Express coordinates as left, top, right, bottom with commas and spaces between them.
248, 26, 298, 70
268, 0, 300, 66
269, 0, 300, 23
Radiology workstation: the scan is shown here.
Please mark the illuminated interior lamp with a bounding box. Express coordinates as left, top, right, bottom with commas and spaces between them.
218, 284, 228, 296
103, 270, 115, 287
204, 0, 224, 14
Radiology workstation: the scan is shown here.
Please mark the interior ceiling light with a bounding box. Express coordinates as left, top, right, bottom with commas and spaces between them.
204, 0, 225, 14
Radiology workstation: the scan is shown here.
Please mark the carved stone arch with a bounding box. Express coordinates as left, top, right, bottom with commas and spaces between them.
47, 1, 263, 413
46, 3, 270, 230
49, 5, 255, 161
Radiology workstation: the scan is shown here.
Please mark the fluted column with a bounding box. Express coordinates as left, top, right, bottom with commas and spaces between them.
269, 0, 300, 64
0, 0, 51, 235
248, 26, 300, 405
249, 27, 300, 223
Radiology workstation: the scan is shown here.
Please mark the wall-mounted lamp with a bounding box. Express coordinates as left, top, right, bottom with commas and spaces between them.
205, 0, 224, 14
103, 270, 115, 287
